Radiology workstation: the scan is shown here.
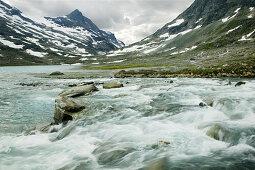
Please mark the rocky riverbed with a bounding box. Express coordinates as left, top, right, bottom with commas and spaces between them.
0, 65, 255, 169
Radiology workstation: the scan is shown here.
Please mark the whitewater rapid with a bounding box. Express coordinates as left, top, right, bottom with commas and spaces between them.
0, 66, 255, 169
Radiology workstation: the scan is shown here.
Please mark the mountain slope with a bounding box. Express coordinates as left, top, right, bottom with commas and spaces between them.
97, 0, 255, 75
0, 0, 124, 66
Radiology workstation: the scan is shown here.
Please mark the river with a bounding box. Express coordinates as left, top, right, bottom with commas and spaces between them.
0, 65, 255, 169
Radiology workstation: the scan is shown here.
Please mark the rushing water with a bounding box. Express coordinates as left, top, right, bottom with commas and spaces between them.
0, 66, 255, 170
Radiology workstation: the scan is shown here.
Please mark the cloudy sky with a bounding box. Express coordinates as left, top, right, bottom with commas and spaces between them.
5, 0, 194, 45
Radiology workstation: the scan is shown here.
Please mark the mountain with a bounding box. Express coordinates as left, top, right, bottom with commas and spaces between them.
98, 0, 255, 76
0, 0, 124, 66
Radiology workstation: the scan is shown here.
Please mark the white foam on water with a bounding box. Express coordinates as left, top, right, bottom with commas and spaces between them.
224, 144, 255, 156
1, 73, 255, 169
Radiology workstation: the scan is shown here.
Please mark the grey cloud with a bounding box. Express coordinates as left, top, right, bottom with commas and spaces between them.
7, 0, 194, 44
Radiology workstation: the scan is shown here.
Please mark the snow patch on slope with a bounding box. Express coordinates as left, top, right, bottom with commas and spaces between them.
222, 8, 241, 23
164, 25, 202, 42
106, 59, 126, 64
170, 46, 197, 55
196, 18, 203, 24
226, 25, 241, 34
168, 19, 185, 28
159, 33, 169, 38
248, 7, 254, 18
143, 44, 166, 54
26, 49, 47, 57
0, 38, 23, 49
238, 29, 255, 41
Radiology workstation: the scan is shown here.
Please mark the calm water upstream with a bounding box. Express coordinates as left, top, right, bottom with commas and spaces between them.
0, 65, 255, 169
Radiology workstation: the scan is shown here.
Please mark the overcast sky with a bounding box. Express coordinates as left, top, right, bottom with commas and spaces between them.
5, 0, 194, 45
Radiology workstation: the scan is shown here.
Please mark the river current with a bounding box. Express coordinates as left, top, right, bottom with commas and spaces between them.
0, 66, 255, 169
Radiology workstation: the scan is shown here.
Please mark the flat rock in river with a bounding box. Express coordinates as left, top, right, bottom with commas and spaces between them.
59, 84, 98, 98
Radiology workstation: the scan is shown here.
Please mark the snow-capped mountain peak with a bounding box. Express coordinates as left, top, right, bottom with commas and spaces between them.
0, 0, 124, 65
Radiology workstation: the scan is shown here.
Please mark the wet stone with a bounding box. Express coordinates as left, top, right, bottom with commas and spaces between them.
49, 71, 64, 76
54, 97, 85, 123
103, 81, 124, 89
97, 149, 133, 165
235, 81, 246, 87
93, 142, 135, 166
59, 84, 98, 98
199, 102, 207, 107
142, 158, 169, 170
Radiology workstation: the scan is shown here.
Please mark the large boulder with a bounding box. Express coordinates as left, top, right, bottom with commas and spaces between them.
54, 97, 85, 123
59, 84, 98, 98
54, 84, 98, 123
103, 81, 123, 89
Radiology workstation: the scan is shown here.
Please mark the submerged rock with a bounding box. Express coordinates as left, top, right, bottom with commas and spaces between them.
151, 141, 171, 149
49, 71, 64, 76
93, 142, 135, 165
225, 79, 232, 86
206, 124, 236, 142
35, 123, 53, 133
18, 82, 43, 87
246, 136, 255, 148
50, 123, 76, 141
199, 102, 207, 107
114, 94, 128, 98
144, 158, 169, 170
235, 81, 246, 87
26, 122, 60, 135
203, 98, 214, 107
68, 84, 77, 87
59, 84, 98, 98
199, 98, 214, 107
97, 149, 133, 165
54, 97, 85, 123
103, 81, 123, 89
58, 160, 92, 170
80, 81, 95, 86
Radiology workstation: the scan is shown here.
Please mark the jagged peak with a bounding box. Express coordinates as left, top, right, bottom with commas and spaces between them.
67, 9, 84, 19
